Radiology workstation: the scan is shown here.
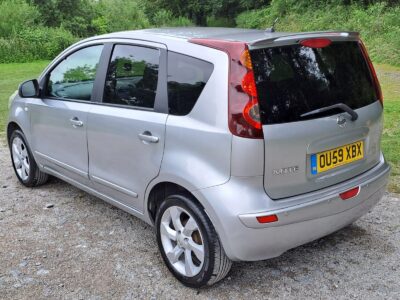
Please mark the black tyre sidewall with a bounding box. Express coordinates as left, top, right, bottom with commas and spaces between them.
155, 195, 216, 288
9, 130, 38, 187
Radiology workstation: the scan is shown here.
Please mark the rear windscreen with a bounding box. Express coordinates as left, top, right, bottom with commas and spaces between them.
250, 41, 378, 125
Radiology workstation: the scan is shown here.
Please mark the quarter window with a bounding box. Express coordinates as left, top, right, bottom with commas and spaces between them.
46, 45, 104, 101
103, 45, 160, 109
167, 52, 213, 116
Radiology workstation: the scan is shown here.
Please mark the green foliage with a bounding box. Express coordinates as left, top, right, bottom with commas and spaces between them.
0, 0, 40, 37
236, 1, 400, 65
96, 0, 150, 32
151, 9, 193, 27
207, 16, 236, 27
146, 0, 271, 25
31, 0, 96, 36
0, 0, 399, 63
0, 27, 76, 63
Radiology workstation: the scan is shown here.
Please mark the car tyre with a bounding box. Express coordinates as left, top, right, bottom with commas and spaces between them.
155, 194, 232, 287
9, 129, 48, 187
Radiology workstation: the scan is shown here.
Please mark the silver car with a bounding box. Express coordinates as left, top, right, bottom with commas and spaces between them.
7, 28, 390, 287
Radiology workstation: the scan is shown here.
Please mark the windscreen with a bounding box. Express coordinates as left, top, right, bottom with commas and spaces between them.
250, 41, 378, 125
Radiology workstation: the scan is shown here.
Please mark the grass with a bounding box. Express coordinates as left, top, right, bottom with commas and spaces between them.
0, 61, 399, 192
376, 64, 400, 193
0, 60, 49, 133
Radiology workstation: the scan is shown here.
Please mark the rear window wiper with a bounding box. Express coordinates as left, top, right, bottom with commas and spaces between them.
300, 103, 358, 121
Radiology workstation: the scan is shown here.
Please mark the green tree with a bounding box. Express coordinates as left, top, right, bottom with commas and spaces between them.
145, 0, 271, 26
0, 0, 40, 37
95, 0, 150, 32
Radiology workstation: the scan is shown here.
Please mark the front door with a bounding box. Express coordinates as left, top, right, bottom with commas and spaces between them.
30, 45, 104, 183
87, 43, 168, 211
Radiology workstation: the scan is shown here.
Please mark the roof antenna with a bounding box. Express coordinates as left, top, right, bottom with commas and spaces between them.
265, 18, 279, 33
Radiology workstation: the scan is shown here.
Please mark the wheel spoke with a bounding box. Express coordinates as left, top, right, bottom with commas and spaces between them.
188, 240, 204, 262
182, 216, 198, 236
160, 221, 177, 241
13, 157, 22, 169
21, 163, 26, 177
15, 138, 22, 152
184, 249, 196, 276
12, 144, 22, 160
169, 206, 183, 231
166, 245, 184, 264
23, 159, 30, 173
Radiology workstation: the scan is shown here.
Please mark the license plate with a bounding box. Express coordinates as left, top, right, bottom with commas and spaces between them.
311, 141, 364, 175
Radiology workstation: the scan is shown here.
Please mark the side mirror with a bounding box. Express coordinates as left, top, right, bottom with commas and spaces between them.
18, 79, 40, 98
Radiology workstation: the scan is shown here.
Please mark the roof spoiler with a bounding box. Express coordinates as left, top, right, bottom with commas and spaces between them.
249, 31, 360, 48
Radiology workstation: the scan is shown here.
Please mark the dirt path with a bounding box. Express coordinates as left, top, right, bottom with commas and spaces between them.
0, 138, 399, 299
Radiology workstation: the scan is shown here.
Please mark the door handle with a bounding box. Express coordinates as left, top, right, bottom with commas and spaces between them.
70, 117, 83, 128
138, 131, 159, 143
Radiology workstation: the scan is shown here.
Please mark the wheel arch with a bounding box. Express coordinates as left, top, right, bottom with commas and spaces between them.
146, 181, 205, 225
7, 121, 23, 144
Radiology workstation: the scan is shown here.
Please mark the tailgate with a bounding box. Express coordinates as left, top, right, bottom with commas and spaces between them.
249, 34, 383, 199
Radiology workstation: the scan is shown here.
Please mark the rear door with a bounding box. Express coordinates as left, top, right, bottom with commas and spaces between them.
250, 37, 383, 199
87, 42, 168, 211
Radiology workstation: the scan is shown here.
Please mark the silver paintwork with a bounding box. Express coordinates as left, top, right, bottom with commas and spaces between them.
11, 136, 30, 181
7, 28, 390, 262
160, 206, 205, 277
192, 154, 389, 261
263, 101, 383, 199
30, 99, 91, 185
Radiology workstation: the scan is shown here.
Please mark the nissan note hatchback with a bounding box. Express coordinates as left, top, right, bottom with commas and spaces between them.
7, 28, 390, 287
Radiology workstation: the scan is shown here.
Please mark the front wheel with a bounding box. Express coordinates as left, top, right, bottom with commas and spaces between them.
9, 129, 48, 187
155, 195, 232, 287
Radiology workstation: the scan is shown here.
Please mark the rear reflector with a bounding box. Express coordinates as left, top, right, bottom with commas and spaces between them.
339, 187, 360, 200
256, 214, 278, 224
300, 38, 332, 48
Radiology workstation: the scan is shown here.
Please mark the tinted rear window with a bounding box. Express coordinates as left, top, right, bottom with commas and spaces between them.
251, 41, 378, 125
167, 52, 213, 116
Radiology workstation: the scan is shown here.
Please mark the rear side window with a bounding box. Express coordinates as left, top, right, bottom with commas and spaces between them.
167, 52, 213, 115
104, 45, 160, 109
250, 41, 378, 125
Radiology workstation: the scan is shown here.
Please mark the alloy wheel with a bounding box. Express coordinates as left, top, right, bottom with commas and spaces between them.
11, 136, 30, 181
160, 206, 205, 277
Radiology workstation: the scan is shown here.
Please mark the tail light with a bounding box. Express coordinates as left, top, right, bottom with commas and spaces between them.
359, 39, 383, 105
189, 38, 263, 139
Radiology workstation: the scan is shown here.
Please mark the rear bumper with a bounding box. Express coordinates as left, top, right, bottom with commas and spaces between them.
193, 154, 390, 261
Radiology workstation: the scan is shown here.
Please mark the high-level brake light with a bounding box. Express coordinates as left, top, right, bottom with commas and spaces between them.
300, 38, 332, 48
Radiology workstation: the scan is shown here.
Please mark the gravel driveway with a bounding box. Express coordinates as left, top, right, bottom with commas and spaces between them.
0, 137, 399, 299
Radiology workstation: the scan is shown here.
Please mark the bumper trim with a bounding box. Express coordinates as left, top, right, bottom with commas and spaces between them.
239, 160, 390, 229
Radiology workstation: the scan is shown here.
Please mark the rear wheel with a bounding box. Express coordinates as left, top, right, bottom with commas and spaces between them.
155, 195, 232, 287
9, 130, 48, 187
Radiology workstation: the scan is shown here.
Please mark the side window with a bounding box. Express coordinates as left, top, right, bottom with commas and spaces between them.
103, 45, 160, 109
167, 52, 214, 116
46, 45, 103, 101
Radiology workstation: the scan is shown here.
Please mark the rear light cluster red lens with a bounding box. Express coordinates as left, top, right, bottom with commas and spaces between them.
359, 40, 383, 105
189, 38, 263, 139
